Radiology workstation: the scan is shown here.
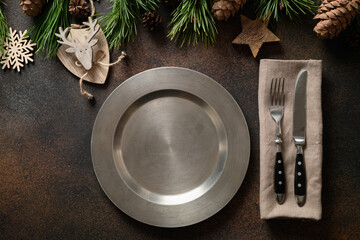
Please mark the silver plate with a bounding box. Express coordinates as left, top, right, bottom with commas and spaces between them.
91, 67, 250, 227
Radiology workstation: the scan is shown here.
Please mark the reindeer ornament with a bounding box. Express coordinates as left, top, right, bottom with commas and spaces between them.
56, 17, 126, 99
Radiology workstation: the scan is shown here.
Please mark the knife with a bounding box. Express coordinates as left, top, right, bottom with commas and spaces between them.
293, 69, 307, 207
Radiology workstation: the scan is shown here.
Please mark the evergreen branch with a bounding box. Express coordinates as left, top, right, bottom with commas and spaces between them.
99, 0, 159, 50
255, 0, 316, 23
168, 0, 217, 47
28, 0, 70, 58
0, 1, 8, 56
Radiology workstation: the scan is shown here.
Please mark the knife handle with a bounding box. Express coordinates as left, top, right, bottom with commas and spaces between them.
294, 153, 306, 206
274, 152, 285, 202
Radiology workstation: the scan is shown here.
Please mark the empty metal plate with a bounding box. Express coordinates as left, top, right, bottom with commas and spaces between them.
91, 67, 250, 227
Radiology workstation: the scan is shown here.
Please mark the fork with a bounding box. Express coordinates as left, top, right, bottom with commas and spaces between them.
269, 78, 285, 204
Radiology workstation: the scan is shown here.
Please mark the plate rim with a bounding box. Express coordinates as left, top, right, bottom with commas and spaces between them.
91, 67, 251, 227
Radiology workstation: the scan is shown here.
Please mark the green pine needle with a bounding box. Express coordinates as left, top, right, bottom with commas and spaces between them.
256, 0, 316, 23
99, 0, 159, 50
29, 0, 70, 58
0, 1, 8, 56
168, 0, 217, 47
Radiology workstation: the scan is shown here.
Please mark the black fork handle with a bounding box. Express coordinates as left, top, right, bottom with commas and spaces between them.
274, 152, 285, 195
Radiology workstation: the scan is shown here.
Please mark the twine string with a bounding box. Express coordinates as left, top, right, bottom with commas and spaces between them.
89, 0, 95, 17
97, 51, 127, 67
75, 51, 127, 99
79, 72, 93, 99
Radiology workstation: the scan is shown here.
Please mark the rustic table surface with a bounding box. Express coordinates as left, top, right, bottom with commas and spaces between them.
1, 1, 360, 239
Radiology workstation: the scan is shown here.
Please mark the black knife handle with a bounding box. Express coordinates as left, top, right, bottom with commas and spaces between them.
294, 153, 306, 196
274, 152, 285, 194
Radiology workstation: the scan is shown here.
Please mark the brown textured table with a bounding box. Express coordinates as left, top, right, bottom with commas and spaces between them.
1, 2, 360, 239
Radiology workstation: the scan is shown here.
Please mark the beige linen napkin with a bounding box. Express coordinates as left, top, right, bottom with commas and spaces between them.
259, 59, 323, 220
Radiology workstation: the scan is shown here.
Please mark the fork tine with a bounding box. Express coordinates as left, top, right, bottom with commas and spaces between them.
270, 78, 274, 105
275, 78, 281, 106
270, 78, 286, 106
276, 78, 282, 106
274, 78, 280, 106
281, 78, 285, 106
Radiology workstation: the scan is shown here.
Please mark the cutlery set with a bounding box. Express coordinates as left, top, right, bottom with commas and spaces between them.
270, 69, 308, 207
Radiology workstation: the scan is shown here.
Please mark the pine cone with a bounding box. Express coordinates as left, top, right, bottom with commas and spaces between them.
20, 0, 45, 17
142, 12, 162, 31
314, 0, 360, 39
212, 0, 246, 21
69, 0, 90, 19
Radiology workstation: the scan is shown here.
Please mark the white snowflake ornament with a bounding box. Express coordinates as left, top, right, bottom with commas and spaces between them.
1, 28, 36, 72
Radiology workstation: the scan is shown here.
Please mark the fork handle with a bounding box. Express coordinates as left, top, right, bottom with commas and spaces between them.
274, 151, 285, 204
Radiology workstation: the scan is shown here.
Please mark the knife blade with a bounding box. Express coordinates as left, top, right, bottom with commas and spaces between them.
293, 69, 307, 207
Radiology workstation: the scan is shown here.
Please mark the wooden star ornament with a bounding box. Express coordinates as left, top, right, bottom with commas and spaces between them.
232, 15, 280, 58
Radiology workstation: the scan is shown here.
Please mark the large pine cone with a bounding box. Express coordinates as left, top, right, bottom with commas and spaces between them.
69, 0, 90, 19
212, 0, 246, 21
142, 12, 162, 31
314, 0, 360, 39
20, 0, 45, 17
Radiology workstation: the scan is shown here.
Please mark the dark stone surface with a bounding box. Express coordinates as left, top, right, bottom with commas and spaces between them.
1, 1, 360, 239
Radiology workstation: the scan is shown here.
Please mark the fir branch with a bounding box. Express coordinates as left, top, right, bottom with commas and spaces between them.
29, 0, 70, 58
0, 1, 8, 56
256, 0, 316, 23
99, 0, 159, 50
168, 0, 217, 47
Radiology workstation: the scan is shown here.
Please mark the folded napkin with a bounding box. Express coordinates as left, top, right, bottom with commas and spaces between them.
259, 59, 323, 220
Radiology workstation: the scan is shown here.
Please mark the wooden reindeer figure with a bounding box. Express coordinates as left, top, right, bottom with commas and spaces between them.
56, 18, 100, 71
56, 17, 126, 100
